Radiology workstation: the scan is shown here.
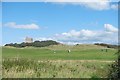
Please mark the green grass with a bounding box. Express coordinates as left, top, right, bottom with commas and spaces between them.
2, 46, 117, 60
2, 44, 118, 78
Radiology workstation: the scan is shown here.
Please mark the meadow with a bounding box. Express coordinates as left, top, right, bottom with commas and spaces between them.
2, 44, 118, 78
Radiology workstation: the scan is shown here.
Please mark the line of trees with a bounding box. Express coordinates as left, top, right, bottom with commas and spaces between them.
94, 43, 119, 49
4, 40, 59, 48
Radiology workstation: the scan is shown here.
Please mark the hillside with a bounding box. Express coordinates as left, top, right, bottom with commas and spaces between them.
44, 44, 108, 51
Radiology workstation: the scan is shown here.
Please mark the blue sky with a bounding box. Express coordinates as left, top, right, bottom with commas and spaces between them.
2, 2, 118, 45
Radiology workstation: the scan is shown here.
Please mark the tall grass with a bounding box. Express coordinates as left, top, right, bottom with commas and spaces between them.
2, 58, 112, 78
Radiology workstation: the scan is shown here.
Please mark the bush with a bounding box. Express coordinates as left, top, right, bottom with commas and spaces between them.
108, 50, 120, 78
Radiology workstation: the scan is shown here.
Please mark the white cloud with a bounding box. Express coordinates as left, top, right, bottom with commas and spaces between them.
111, 4, 118, 10
33, 24, 118, 45
77, 1, 110, 10
43, 0, 110, 2
2, 0, 118, 10
4, 22, 39, 29
53, 24, 118, 44
3, 0, 119, 2
60, 41, 83, 45
104, 24, 118, 32
34, 37, 55, 41
43, 0, 118, 10
55, 29, 97, 41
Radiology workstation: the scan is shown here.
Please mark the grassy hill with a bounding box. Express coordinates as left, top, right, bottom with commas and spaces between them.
44, 44, 111, 50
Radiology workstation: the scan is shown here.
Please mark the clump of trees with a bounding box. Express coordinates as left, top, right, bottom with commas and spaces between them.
5, 40, 59, 48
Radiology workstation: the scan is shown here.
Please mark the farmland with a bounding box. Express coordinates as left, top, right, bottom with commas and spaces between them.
2, 44, 118, 78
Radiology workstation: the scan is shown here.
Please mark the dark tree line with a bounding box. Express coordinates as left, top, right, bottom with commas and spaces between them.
4, 40, 59, 48
94, 43, 119, 49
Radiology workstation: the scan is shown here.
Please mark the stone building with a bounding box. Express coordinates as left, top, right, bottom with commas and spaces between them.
25, 37, 33, 43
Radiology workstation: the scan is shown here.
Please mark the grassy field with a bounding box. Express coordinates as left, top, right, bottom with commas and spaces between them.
2, 44, 118, 78
2, 44, 117, 60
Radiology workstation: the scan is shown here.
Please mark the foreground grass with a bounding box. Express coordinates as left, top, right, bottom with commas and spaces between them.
2, 58, 113, 78
2, 45, 118, 78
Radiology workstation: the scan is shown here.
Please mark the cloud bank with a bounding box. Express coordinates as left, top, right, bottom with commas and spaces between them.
44, 0, 118, 10
35, 24, 118, 45
4, 22, 39, 29
104, 24, 118, 32
3, 0, 118, 10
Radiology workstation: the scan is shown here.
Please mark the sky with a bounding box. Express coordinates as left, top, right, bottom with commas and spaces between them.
2, 1, 118, 45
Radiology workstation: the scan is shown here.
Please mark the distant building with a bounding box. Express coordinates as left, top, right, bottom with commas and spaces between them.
25, 37, 33, 43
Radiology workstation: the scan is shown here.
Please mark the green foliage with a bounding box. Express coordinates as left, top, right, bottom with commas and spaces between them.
108, 50, 120, 78
90, 74, 100, 79
4, 40, 59, 48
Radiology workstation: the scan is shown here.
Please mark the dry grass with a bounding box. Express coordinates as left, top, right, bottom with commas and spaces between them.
2, 58, 113, 78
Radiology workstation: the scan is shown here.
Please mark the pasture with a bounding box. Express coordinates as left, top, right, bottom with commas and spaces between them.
2, 44, 118, 78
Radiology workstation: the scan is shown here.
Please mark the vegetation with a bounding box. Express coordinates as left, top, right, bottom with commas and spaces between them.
2, 45, 117, 60
94, 43, 118, 49
2, 58, 112, 78
2, 44, 118, 78
4, 40, 59, 48
4, 40, 119, 49
108, 50, 120, 78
